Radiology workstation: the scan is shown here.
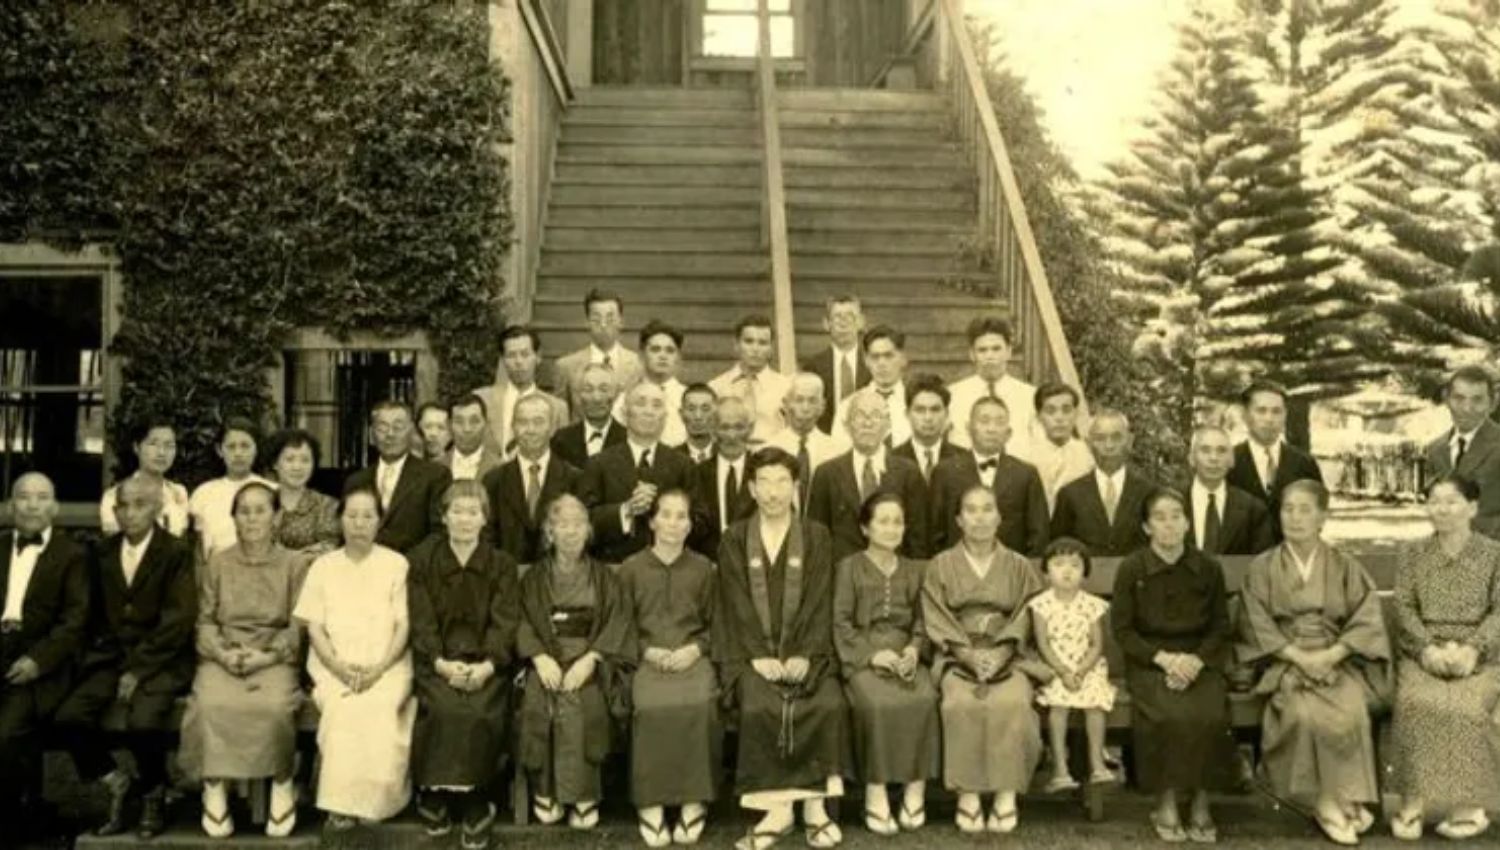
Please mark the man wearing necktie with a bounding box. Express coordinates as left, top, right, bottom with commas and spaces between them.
687, 397, 756, 558
0, 473, 89, 835
808, 391, 929, 561
484, 394, 580, 565
830, 325, 912, 447
766, 374, 852, 515
798, 295, 869, 434
892, 373, 961, 486
575, 382, 694, 564
1050, 409, 1157, 556
1227, 379, 1324, 542
343, 401, 452, 553
944, 317, 1039, 461
1187, 426, 1273, 556
473, 324, 569, 459
1423, 365, 1500, 538
708, 315, 792, 447
552, 289, 643, 421
928, 395, 1049, 555
1027, 381, 1094, 515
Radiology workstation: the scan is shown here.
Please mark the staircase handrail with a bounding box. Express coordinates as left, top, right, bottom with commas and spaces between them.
889, 0, 1086, 413
755, 0, 798, 374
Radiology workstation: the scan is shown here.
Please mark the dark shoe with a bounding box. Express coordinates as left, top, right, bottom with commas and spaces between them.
96, 774, 137, 836
137, 788, 167, 839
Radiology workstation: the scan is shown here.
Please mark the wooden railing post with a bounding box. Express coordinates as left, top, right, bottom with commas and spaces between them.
756, 0, 797, 374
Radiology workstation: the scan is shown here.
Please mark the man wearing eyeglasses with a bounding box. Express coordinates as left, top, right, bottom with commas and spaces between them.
553, 288, 643, 421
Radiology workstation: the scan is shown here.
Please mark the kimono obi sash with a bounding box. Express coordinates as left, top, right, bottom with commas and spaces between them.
1286, 612, 1336, 649
953, 601, 1013, 648
549, 605, 596, 640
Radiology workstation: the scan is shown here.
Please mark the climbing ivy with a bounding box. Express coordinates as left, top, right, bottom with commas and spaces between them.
1, 0, 512, 485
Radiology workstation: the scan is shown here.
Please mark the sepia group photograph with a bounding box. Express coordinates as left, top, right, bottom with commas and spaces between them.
6, 0, 1500, 848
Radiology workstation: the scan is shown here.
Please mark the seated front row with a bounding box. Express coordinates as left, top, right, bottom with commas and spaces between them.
15, 466, 1500, 847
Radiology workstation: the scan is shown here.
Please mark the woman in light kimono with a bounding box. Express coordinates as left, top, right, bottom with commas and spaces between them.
922, 484, 1046, 835
295, 487, 416, 835
516, 494, 633, 830
1236, 479, 1390, 846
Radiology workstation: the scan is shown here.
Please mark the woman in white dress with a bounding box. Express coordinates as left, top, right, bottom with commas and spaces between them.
295, 487, 416, 834
189, 417, 274, 558
100, 418, 190, 536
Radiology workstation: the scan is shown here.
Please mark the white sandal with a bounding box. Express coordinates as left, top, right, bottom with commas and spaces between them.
201, 781, 235, 838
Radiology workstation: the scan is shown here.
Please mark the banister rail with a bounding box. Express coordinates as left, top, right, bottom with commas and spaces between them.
893, 0, 1086, 413
504, 0, 573, 322
755, 0, 798, 374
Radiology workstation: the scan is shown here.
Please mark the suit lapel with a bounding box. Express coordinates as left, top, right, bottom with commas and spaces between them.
382, 460, 419, 527
1460, 422, 1500, 477
1222, 490, 1247, 547
0, 534, 12, 616
1116, 472, 1149, 536
103, 537, 130, 600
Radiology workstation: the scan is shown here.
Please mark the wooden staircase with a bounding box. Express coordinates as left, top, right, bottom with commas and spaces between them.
532, 85, 1001, 384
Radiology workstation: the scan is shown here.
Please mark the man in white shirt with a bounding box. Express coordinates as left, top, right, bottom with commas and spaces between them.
766, 373, 851, 512
708, 315, 791, 447
679, 383, 719, 464
475, 324, 569, 457
1188, 426, 1273, 556
893, 373, 961, 484
809, 391, 929, 560
613, 320, 689, 447
550, 363, 626, 470
831, 325, 911, 447
1027, 381, 1094, 513
553, 288, 644, 420
798, 295, 869, 434
946, 316, 1039, 460
441, 393, 504, 482
0, 472, 89, 830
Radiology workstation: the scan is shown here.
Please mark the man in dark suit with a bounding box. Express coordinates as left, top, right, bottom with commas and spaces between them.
484, 395, 580, 565
1187, 426, 1274, 556
799, 295, 869, 434
575, 382, 695, 563
345, 400, 452, 553
551, 363, 626, 469
1051, 409, 1157, 556
688, 397, 757, 558
1424, 365, 1500, 538
810, 391, 929, 561
52, 474, 195, 838
0, 472, 90, 829
930, 395, 1049, 555
892, 373, 962, 480
1227, 379, 1324, 542
439, 393, 505, 482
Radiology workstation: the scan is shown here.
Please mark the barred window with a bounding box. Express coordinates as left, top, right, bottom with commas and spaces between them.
282, 348, 419, 489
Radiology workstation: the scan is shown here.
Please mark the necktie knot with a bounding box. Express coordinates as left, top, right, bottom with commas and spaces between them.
601, 353, 612, 369
16, 532, 43, 550
587, 430, 603, 443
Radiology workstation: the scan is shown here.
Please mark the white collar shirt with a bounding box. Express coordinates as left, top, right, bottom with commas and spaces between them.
1246, 438, 1284, 488
973, 450, 1003, 489
450, 446, 485, 481
121, 529, 154, 588
376, 454, 409, 509
1191, 479, 1228, 550
3, 527, 52, 622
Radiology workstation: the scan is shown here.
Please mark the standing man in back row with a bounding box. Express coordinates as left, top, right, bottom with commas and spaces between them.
1227, 379, 1323, 542
946, 317, 1038, 462
709, 315, 791, 448
553, 288, 642, 421
800, 295, 869, 435
1424, 365, 1500, 538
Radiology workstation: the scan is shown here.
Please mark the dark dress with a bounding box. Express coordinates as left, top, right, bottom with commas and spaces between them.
1110, 546, 1235, 793
715, 517, 849, 796
833, 552, 939, 784
516, 558, 632, 803
619, 548, 721, 806
407, 538, 521, 789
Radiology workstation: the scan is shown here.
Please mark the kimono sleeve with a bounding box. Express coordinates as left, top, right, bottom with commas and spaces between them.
483, 552, 522, 668
1235, 550, 1291, 666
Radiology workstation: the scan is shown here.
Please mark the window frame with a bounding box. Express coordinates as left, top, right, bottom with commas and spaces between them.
690, 0, 806, 64
0, 242, 122, 528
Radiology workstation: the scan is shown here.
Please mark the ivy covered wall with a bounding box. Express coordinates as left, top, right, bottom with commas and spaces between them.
1, 1, 513, 484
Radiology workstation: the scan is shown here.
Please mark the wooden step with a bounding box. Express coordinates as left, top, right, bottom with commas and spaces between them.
563, 124, 759, 146
564, 106, 756, 127
536, 277, 993, 303
557, 144, 760, 165
532, 296, 996, 331
573, 86, 755, 108
781, 127, 945, 148
547, 207, 760, 229
544, 228, 761, 251
777, 89, 947, 112
785, 187, 974, 211
778, 108, 948, 130
549, 185, 760, 207
791, 252, 971, 275
539, 251, 768, 276
782, 166, 970, 190
782, 146, 963, 168
789, 207, 974, 231
553, 163, 760, 187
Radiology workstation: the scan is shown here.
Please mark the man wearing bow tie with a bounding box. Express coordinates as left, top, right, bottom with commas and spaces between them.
53, 474, 196, 838
0, 472, 89, 830
574, 382, 693, 563
929, 395, 1049, 555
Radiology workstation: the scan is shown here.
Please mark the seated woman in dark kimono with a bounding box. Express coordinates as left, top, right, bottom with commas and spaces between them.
407, 480, 521, 850
922, 485, 1046, 835
716, 447, 848, 850
516, 494, 632, 831
1390, 474, 1500, 841
1111, 487, 1234, 844
834, 492, 938, 835
1236, 479, 1389, 846
619, 488, 720, 848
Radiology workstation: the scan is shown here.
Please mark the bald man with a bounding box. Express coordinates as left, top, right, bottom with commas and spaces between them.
574, 382, 695, 563
1187, 426, 1274, 556
54, 474, 196, 837
687, 397, 757, 558
765, 373, 850, 512
808, 389, 929, 561
551, 363, 627, 469
0, 472, 89, 829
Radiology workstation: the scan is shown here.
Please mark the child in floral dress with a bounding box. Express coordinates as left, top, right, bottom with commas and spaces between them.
1029, 537, 1116, 791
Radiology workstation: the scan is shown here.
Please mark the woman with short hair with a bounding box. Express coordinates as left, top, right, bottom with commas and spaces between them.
265, 428, 340, 560
99, 419, 190, 536
189, 417, 274, 558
